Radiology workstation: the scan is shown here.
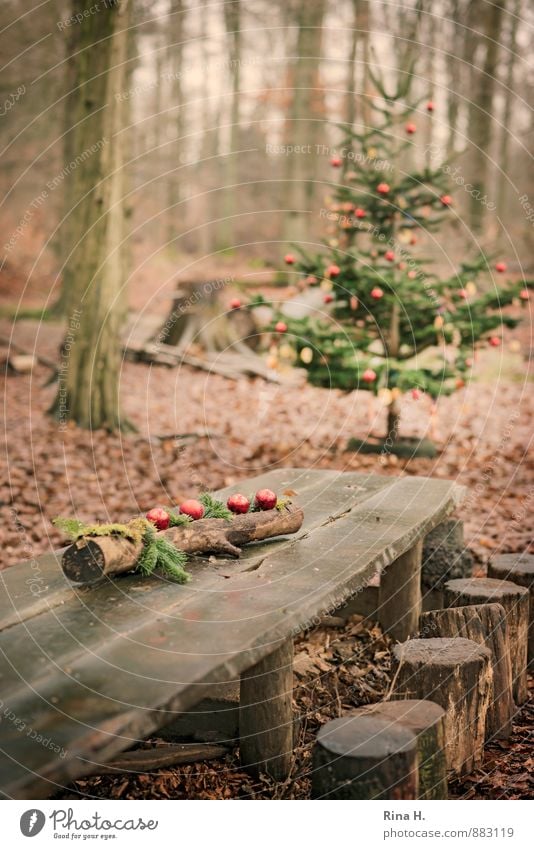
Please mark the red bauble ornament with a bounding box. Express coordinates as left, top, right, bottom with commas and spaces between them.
495, 261, 507, 273
326, 264, 340, 278
230, 298, 242, 310
146, 507, 171, 531
405, 123, 417, 134
384, 250, 395, 262
254, 489, 277, 510
323, 293, 334, 304
350, 296, 359, 310
426, 101, 435, 112
520, 288, 530, 300
274, 320, 288, 333
306, 275, 318, 285
489, 336, 501, 347
410, 234, 418, 245
440, 195, 452, 206
408, 270, 417, 280
411, 388, 422, 400
377, 182, 390, 195
179, 499, 205, 520
362, 368, 376, 383
459, 289, 468, 299
330, 156, 342, 167
370, 287, 384, 299
456, 378, 465, 389
284, 254, 295, 265
227, 493, 250, 514
355, 208, 366, 218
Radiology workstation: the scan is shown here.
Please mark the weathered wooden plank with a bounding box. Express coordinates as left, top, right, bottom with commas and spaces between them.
0, 472, 386, 697
0, 470, 384, 630
0, 473, 464, 797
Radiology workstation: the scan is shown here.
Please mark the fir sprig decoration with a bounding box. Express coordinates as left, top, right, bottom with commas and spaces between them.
53, 516, 191, 584
198, 492, 233, 520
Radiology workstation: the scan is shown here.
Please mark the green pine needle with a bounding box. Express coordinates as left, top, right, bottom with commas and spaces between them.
168, 511, 192, 527
153, 536, 190, 583
198, 492, 232, 520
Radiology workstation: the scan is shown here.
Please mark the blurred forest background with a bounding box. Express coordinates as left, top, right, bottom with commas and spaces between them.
0, 1, 532, 569
1, 0, 533, 308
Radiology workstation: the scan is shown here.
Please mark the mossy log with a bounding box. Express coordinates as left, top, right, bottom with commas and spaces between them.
420, 604, 515, 739
62, 505, 304, 583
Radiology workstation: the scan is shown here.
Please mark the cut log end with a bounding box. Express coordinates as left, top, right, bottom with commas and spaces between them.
312, 715, 418, 800
61, 505, 304, 584
444, 577, 529, 705
420, 604, 515, 740
353, 699, 447, 800
391, 637, 492, 777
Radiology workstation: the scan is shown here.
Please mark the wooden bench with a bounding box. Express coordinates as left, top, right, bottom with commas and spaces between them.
0, 469, 464, 799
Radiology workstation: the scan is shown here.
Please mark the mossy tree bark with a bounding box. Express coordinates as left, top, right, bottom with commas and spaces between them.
51, 0, 132, 430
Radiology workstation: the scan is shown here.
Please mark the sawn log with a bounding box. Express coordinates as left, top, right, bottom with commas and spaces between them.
62, 504, 304, 583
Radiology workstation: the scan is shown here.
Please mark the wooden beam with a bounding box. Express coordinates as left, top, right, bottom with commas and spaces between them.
239, 638, 294, 780
379, 540, 422, 641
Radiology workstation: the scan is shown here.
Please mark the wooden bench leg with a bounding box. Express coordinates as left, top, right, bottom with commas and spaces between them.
378, 540, 422, 641
239, 638, 294, 780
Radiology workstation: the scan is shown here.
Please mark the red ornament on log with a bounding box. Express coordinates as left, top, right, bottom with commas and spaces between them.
255, 489, 277, 511
227, 494, 250, 514
146, 508, 171, 531
179, 499, 205, 520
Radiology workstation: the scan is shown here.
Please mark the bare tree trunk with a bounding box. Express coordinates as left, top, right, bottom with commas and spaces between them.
51, 0, 132, 431
345, 0, 359, 131
496, 0, 521, 216
166, 0, 185, 244
218, 0, 241, 249
467, 0, 506, 232
357, 0, 372, 130
283, 0, 326, 245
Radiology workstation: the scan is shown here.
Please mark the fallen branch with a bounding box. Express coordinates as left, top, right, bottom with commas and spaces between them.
90, 743, 228, 775
61, 504, 304, 583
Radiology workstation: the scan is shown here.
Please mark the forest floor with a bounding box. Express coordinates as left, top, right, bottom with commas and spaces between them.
0, 306, 532, 800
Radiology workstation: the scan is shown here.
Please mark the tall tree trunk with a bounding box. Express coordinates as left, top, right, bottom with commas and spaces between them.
218, 0, 241, 249
496, 0, 520, 217
283, 0, 326, 245
345, 0, 359, 131
166, 0, 185, 244
357, 0, 372, 130
467, 0, 506, 232
51, 0, 131, 431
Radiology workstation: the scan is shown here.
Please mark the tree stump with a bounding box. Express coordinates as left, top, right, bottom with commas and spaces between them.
239, 639, 294, 780
378, 540, 422, 641
444, 577, 529, 704
488, 554, 534, 665
422, 519, 473, 611
352, 700, 447, 799
311, 715, 418, 799
391, 637, 492, 776
420, 604, 515, 739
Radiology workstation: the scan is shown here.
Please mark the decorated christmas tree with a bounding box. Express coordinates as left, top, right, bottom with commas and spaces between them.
260, 74, 529, 452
